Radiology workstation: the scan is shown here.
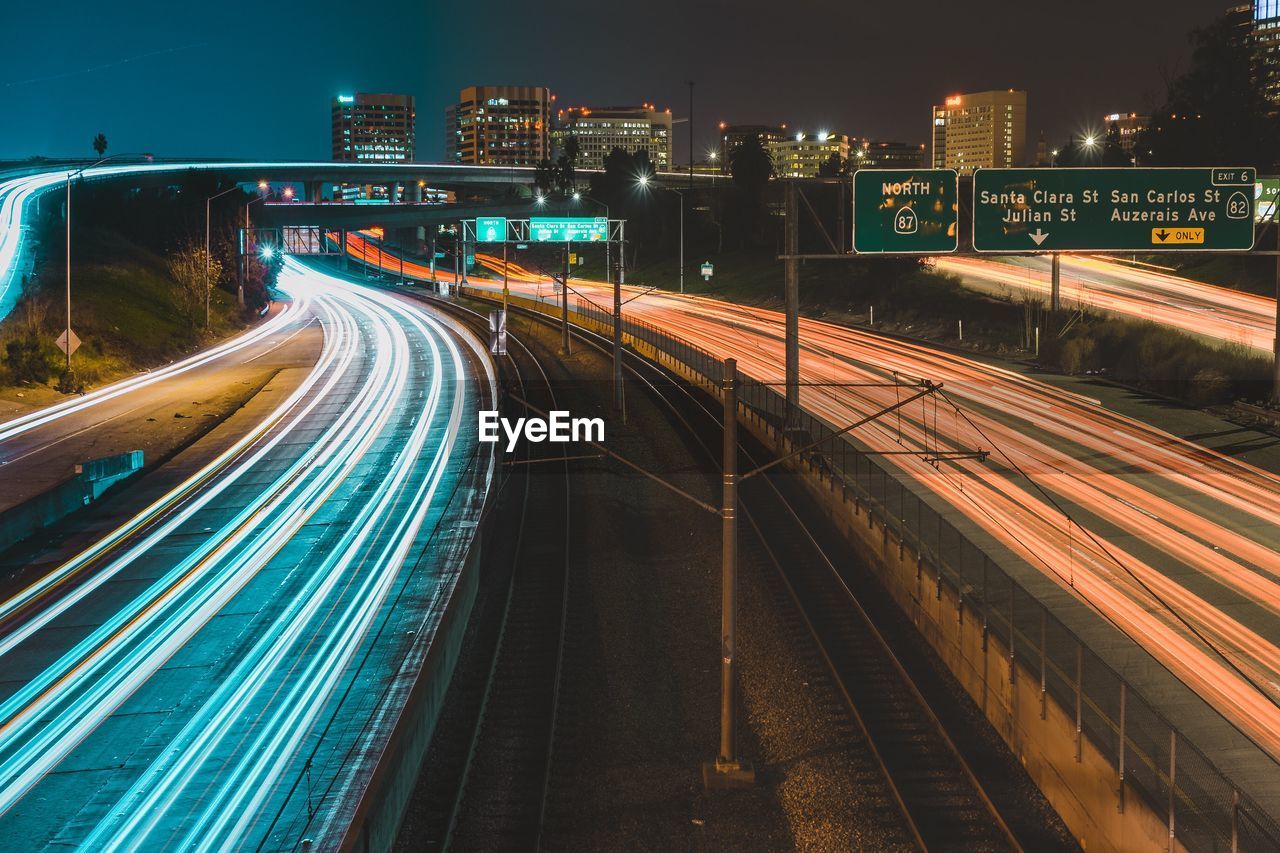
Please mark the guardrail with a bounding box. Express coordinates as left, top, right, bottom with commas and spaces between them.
461, 282, 1280, 852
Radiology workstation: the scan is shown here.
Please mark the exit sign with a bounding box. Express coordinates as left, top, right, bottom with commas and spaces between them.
973, 167, 1256, 252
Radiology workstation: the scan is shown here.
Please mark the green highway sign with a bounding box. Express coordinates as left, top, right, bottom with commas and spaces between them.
1256, 177, 1279, 222
530, 217, 608, 242
476, 216, 507, 242
973, 167, 1256, 252
853, 169, 958, 253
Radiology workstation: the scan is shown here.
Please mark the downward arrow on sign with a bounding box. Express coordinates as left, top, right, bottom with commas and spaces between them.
1029, 229, 1049, 246
1155, 230, 1171, 242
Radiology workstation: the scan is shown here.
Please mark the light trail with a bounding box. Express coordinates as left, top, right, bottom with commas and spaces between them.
0, 258, 493, 848
361, 237, 1280, 760
937, 255, 1275, 352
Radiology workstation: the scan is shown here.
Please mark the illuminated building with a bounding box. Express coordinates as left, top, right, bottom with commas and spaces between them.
849, 140, 926, 170
331, 93, 415, 163
445, 86, 552, 166
1252, 1, 1280, 105
931, 90, 1027, 174
551, 105, 673, 170
771, 132, 850, 178
1101, 112, 1149, 157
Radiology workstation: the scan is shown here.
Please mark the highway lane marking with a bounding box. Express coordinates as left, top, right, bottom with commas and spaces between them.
242, 317, 319, 365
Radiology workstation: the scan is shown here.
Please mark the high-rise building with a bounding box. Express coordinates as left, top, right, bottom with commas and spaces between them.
931, 90, 1027, 174
718, 123, 788, 173
331, 93, 416, 163
551, 105, 673, 170
771, 132, 851, 178
850, 140, 926, 170
1101, 112, 1149, 158
445, 86, 552, 166
1251, 1, 1280, 105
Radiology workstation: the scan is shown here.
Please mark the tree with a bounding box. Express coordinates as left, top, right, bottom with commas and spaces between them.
1138, 15, 1280, 168
533, 159, 556, 196
166, 240, 221, 331
555, 135, 580, 195
1101, 122, 1132, 166
92, 133, 107, 158
726, 134, 774, 247
817, 151, 847, 178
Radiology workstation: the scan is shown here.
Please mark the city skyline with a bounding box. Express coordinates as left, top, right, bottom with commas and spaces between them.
1, 0, 1229, 163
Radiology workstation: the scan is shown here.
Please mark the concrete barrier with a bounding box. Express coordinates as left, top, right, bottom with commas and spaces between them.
0, 450, 144, 550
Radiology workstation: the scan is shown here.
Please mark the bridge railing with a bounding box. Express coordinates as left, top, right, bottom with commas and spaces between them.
464, 282, 1280, 852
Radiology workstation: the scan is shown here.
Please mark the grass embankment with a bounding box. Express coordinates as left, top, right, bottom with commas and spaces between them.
590, 245, 1271, 408
0, 229, 247, 398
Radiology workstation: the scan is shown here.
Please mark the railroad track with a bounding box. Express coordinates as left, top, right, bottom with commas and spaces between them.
476, 289, 1026, 852
366, 272, 1031, 850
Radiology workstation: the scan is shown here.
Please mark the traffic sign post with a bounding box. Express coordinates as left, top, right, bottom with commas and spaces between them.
972, 167, 1256, 253
852, 169, 959, 254
701, 261, 714, 280
56, 329, 81, 357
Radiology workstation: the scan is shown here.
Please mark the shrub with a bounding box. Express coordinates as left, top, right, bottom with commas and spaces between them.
4, 336, 56, 384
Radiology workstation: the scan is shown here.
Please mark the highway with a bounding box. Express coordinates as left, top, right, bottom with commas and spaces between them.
938, 255, 1276, 352
351, 237, 1280, 763
0, 258, 493, 848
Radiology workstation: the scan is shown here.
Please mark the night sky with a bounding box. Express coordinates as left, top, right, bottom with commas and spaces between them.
1, 0, 1230, 163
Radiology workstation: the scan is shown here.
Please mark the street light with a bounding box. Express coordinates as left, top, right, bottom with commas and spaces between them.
63, 152, 153, 385
571, 191, 612, 281
240, 183, 272, 307
205, 185, 241, 328
636, 176, 685, 294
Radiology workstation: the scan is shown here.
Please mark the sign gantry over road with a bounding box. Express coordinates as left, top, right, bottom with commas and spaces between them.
852, 169, 959, 254
972, 167, 1256, 253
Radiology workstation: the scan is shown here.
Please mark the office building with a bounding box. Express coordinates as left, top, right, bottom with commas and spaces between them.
1101, 112, 1149, 157
772, 132, 851, 178
850, 140, 926, 170
552, 105, 673, 170
1251, 2, 1280, 105
331, 93, 415, 163
445, 86, 552, 166
718, 123, 788, 173
931, 90, 1027, 174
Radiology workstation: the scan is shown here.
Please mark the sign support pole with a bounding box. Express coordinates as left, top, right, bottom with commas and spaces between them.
1051, 253, 1062, 313
784, 182, 800, 431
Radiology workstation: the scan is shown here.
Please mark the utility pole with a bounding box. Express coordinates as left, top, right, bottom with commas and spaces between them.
703, 356, 753, 788
561, 245, 571, 355
613, 245, 623, 412
679, 191, 685, 294
502, 239, 509, 316
688, 80, 695, 191
64, 175, 72, 376
1050, 252, 1062, 313
784, 182, 800, 431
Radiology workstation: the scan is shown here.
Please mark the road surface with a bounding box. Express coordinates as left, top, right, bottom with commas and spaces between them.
938, 255, 1275, 352
0, 258, 493, 849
